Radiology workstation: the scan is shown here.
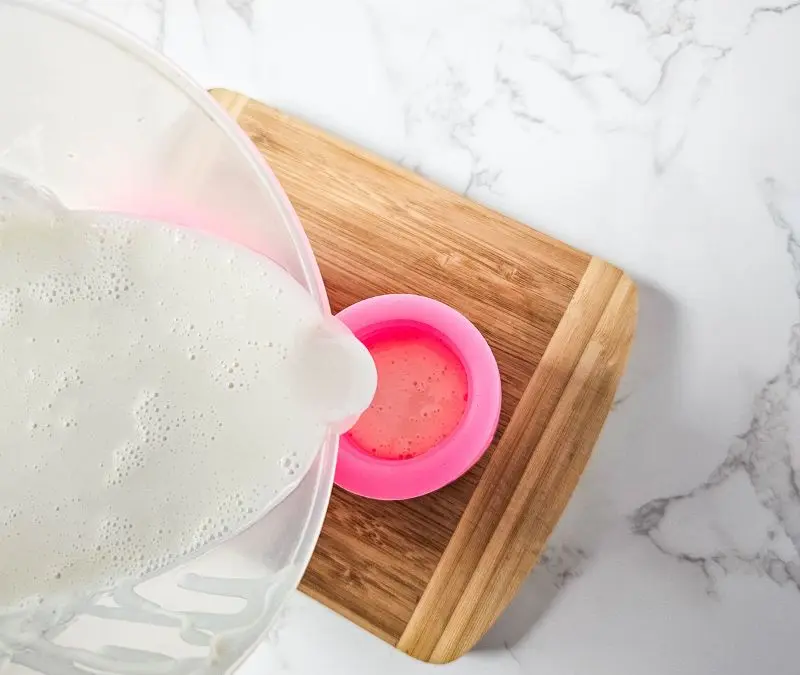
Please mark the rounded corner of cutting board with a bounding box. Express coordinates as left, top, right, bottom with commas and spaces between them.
209, 87, 238, 108
210, 88, 254, 123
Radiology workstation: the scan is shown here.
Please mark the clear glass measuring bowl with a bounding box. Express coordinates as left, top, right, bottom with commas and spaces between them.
0, 1, 351, 673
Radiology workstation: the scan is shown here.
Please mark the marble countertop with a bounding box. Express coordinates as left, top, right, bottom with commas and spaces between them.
68, 0, 800, 673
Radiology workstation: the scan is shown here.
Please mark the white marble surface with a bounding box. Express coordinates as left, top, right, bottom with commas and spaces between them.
68, 0, 800, 672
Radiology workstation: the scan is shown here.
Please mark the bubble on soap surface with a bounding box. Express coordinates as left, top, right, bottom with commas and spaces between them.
0, 178, 376, 615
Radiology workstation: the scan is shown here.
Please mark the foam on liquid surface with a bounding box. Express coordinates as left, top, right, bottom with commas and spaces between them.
0, 177, 375, 612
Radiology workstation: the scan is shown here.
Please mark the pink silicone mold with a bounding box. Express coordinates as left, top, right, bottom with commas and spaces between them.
335, 294, 502, 501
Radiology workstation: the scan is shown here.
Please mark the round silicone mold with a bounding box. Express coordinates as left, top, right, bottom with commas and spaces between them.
335, 294, 502, 500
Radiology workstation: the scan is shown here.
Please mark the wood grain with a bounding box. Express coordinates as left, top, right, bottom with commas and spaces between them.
211, 89, 637, 663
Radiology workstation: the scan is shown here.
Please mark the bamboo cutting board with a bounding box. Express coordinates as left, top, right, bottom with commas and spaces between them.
211, 89, 637, 664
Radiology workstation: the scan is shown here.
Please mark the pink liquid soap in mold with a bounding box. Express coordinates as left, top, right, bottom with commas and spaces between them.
346, 325, 469, 460
335, 295, 502, 501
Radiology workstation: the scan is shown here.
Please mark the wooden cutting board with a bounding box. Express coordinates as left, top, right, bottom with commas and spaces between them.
211, 89, 636, 664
